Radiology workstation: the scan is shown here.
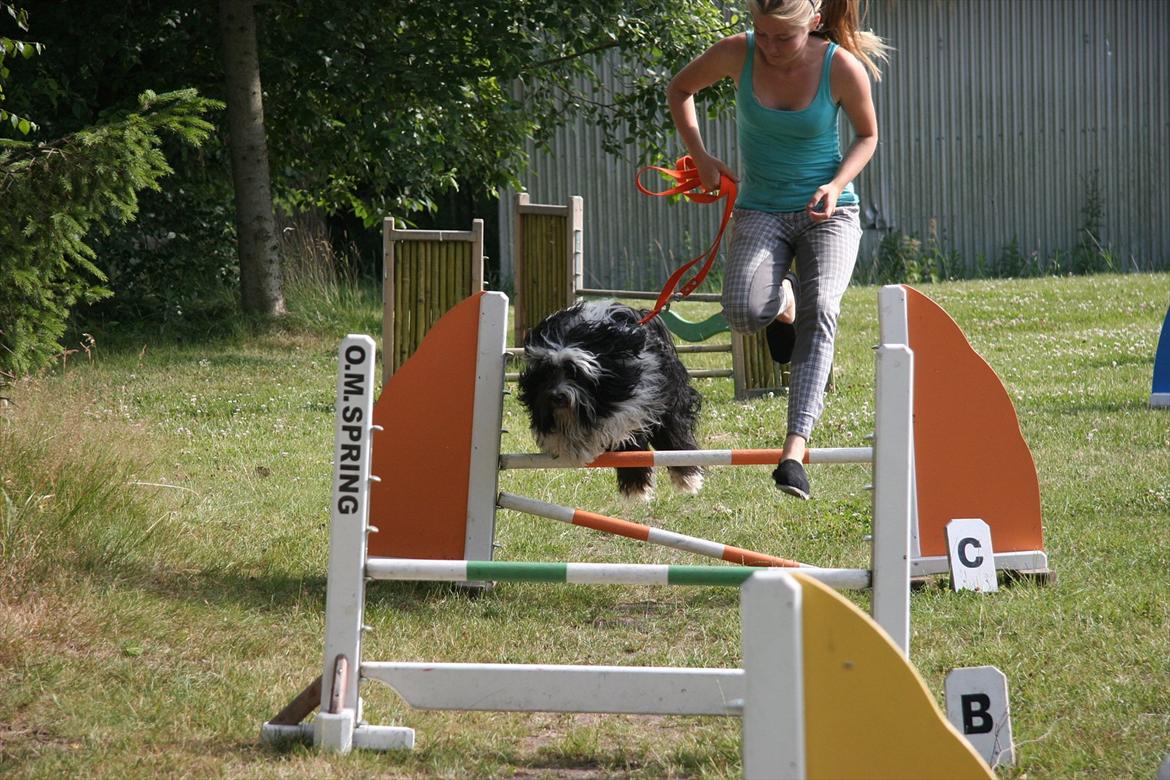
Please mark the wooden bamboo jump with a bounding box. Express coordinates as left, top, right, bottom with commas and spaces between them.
382, 217, 484, 379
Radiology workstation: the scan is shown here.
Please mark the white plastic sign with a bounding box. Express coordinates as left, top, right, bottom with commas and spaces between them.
945, 666, 1014, 767
946, 518, 997, 592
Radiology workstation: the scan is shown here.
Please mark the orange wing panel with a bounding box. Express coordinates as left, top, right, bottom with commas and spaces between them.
906, 286, 1044, 557
368, 293, 484, 559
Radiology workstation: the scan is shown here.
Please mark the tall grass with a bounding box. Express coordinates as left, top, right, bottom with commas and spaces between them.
0, 387, 184, 590
278, 215, 382, 337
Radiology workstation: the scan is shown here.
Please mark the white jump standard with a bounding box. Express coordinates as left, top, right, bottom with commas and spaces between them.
259, 346, 991, 775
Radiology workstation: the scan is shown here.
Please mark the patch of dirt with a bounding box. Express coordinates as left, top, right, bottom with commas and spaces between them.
0, 720, 80, 761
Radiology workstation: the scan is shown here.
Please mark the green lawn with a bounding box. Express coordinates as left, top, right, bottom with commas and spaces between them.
2, 273, 1169, 778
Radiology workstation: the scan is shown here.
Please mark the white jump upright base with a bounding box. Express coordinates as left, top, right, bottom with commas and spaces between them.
876, 285, 1048, 578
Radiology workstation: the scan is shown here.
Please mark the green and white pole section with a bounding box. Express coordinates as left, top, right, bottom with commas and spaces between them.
364, 557, 871, 590
499, 446, 872, 471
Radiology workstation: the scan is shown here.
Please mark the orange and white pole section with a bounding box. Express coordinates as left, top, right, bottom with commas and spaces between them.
499, 447, 872, 471
497, 492, 805, 568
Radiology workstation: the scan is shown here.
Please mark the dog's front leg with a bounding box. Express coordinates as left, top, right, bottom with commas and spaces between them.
614, 435, 655, 501
649, 413, 704, 496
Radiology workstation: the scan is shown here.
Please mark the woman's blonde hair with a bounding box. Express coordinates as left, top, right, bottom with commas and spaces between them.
750, 0, 890, 81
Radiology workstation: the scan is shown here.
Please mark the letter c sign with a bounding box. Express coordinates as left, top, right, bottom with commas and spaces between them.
946, 518, 997, 593
958, 537, 984, 568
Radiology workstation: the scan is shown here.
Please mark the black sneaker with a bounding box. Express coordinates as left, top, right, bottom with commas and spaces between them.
772, 458, 810, 500
764, 271, 799, 364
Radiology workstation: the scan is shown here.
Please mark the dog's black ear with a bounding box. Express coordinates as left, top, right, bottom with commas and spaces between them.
638, 311, 675, 344
516, 356, 557, 430
574, 307, 646, 361
609, 305, 643, 327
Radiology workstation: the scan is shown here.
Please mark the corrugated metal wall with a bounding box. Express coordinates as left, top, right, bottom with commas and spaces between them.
499, 0, 1170, 289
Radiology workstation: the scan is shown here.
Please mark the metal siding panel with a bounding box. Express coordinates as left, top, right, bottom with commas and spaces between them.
499, 0, 1168, 289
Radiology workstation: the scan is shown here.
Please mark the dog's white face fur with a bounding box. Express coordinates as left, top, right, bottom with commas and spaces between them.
523, 317, 668, 464
518, 301, 704, 499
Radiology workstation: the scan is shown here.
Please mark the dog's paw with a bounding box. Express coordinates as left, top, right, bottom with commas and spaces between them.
670, 468, 704, 495
619, 484, 655, 502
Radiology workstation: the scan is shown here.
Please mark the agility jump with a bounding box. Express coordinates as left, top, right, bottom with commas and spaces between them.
365, 284, 1048, 585
261, 331, 993, 777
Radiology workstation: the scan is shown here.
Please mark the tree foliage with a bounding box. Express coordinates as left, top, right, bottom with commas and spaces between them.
255, 0, 734, 224
0, 89, 221, 376
0, 1, 42, 136
3, 1, 733, 341
11, 1, 732, 226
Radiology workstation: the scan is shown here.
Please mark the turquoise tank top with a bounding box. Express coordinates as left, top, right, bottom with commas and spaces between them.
735, 32, 858, 213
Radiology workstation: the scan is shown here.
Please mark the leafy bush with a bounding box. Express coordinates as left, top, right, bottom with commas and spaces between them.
83, 152, 240, 330
1070, 170, 1118, 275
0, 89, 221, 377
994, 235, 1028, 278
859, 219, 963, 285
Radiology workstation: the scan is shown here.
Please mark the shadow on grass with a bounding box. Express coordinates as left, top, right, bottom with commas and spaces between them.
127, 563, 486, 616
66, 281, 383, 367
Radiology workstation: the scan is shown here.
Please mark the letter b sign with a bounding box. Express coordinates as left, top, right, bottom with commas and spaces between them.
960, 693, 993, 734
945, 666, 1014, 767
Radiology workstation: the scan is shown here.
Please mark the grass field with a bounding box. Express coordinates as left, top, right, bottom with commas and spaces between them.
2, 273, 1169, 779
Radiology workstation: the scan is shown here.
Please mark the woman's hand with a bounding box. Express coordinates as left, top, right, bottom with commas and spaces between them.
806, 182, 843, 221
695, 153, 738, 194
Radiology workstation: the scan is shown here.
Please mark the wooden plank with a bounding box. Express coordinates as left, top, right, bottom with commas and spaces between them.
413, 243, 426, 364
268, 676, 323, 726
386, 228, 474, 242
578, 289, 723, 303
471, 218, 484, 293
388, 218, 402, 378
568, 196, 584, 307
514, 193, 529, 345
516, 202, 570, 217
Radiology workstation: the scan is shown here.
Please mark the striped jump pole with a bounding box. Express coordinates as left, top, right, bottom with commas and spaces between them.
499, 446, 872, 471
365, 557, 871, 590
498, 492, 806, 568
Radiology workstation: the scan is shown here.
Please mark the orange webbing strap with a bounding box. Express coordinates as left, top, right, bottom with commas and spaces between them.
634, 154, 737, 325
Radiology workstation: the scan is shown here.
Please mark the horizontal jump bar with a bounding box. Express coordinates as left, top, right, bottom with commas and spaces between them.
578, 288, 723, 303
498, 492, 805, 568
505, 370, 733, 383
499, 447, 873, 470
362, 662, 745, 716
506, 344, 729, 356
365, 558, 871, 590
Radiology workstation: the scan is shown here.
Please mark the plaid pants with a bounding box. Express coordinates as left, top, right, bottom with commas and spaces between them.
721, 206, 861, 440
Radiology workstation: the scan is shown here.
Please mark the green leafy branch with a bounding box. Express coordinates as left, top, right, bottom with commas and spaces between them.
0, 1, 41, 135
0, 88, 223, 376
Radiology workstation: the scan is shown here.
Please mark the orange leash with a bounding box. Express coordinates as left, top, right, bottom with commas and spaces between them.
634, 155, 737, 325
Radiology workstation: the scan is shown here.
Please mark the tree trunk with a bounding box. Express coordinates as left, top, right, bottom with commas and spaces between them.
219, 0, 285, 316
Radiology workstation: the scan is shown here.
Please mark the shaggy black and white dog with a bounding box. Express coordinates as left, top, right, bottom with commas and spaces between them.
517, 301, 703, 499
